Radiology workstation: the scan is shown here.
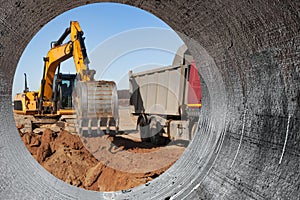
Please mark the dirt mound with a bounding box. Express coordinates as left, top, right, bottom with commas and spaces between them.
19, 128, 184, 191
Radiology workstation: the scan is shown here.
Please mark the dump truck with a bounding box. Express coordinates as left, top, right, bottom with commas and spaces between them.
129, 45, 202, 144
13, 21, 119, 136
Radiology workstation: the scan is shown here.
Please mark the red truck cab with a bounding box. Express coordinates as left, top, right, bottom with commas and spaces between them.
187, 61, 202, 109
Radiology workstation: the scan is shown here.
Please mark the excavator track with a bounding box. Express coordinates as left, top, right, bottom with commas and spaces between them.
73, 80, 119, 137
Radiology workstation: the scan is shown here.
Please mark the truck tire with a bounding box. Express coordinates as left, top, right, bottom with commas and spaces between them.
149, 117, 164, 145
137, 114, 150, 142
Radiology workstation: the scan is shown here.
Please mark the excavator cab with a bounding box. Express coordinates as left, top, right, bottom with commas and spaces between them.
52, 73, 76, 110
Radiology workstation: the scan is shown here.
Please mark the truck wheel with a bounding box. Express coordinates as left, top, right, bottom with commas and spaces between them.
150, 129, 162, 145
139, 125, 150, 142
137, 114, 150, 142
149, 119, 164, 145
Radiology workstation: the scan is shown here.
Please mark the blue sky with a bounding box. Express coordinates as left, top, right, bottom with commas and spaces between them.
13, 2, 184, 96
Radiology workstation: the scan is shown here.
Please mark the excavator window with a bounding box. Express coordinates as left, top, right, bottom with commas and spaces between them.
52, 73, 76, 110
60, 79, 74, 109
14, 100, 23, 111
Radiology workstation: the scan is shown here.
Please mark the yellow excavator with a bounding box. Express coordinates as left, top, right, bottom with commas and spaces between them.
13, 21, 119, 136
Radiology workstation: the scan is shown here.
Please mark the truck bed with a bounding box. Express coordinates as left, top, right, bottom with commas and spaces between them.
129, 65, 185, 117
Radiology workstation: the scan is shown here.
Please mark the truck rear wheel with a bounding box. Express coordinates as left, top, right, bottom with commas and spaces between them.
137, 114, 150, 142
149, 116, 165, 145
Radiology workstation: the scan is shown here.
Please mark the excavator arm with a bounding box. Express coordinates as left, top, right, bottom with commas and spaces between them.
38, 42, 72, 102
38, 21, 94, 104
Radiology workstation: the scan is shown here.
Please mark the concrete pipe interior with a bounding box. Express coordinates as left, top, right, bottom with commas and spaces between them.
0, 1, 299, 200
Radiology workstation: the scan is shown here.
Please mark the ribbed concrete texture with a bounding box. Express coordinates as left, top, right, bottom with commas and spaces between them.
0, 0, 299, 199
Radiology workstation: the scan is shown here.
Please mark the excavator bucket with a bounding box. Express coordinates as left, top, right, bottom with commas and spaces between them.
73, 80, 119, 136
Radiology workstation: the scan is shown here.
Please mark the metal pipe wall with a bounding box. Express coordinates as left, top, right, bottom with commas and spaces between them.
0, 0, 299, 199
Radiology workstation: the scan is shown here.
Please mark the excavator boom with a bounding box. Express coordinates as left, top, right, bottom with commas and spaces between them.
38, 21, 93, 103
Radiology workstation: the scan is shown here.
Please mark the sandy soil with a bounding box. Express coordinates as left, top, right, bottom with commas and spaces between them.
16, 106, 187, 192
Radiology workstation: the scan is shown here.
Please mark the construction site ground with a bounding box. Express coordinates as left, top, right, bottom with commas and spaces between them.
15, 106, 187, 192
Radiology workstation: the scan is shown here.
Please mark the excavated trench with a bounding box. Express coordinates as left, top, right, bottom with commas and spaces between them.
0, 0, 299, 199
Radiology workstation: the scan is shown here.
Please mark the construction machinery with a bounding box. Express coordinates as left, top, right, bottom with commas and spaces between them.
13, 21, 119, 136
129, 45, 202, 144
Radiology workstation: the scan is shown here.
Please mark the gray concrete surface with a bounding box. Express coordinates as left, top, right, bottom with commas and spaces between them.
0, 0, 299, 199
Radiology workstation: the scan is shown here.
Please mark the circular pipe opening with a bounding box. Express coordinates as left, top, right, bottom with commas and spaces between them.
11, 2, 210, 194
1, 1, 299, 199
